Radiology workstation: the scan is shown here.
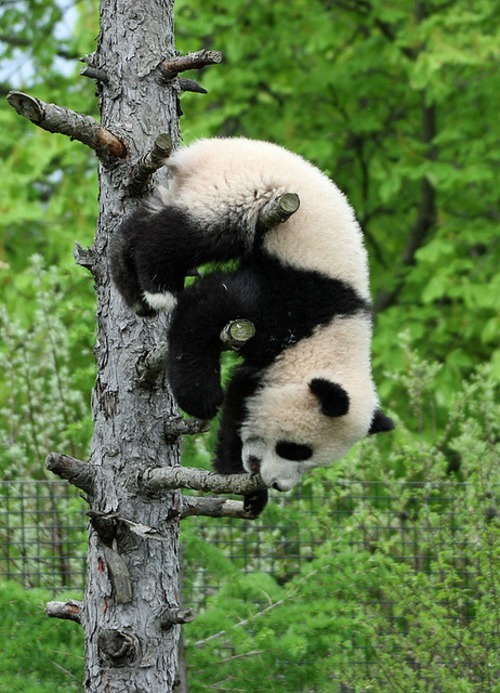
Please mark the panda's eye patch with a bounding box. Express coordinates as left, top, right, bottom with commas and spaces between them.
275, 441, 313, 461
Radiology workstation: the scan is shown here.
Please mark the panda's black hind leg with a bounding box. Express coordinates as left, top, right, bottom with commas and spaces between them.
167, 272, 260, 420
214, 364, 268, 517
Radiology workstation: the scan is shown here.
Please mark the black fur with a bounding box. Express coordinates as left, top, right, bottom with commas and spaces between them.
212, 365, 268, 517
167, 256, 370, 419
309, 378, 350, 418
275, 441, 313, 461
109, 204, 249, 314
369, 409, 394, 434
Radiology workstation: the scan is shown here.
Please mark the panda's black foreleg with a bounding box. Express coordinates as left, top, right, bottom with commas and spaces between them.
110, 206, 187, 314
167, 272, 260, 420
214, 364, 269, 518
111, 204, 247, 315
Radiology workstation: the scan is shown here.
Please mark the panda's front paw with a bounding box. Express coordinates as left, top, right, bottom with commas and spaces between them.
143, 290, 178, 314
243, 489, 269, 518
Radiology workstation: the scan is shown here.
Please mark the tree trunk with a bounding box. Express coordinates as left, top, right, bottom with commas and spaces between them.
8, 2, 255, 686
83, 0, 182, 689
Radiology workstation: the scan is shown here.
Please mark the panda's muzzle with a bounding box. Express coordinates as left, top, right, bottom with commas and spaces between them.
246, 456, 286, 491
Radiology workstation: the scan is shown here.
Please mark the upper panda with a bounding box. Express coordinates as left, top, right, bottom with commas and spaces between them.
110, 137, 394, 516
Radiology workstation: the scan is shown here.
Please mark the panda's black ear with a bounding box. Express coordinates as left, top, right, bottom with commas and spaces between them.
309, 378, 349, 417
368, 409, 394, 435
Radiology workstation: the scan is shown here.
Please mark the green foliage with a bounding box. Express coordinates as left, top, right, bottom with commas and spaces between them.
183, 354, 499, 691
0, 580, 84, 692
0, 256, 94, 478
175, 0, 499, 406
0, 0, 99, 273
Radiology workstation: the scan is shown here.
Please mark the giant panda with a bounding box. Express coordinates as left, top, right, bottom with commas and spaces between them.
110, 137, 393, 516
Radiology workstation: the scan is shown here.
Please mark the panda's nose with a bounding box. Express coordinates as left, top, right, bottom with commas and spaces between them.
272, 480, 294, 492
247, 456, 261, 474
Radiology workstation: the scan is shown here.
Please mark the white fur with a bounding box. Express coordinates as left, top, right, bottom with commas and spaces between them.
162, 138, 370, 297
240, 315, 377, 490
143, 291, 178, 313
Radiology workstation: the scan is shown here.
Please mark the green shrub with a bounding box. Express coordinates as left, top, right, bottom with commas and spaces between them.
0, 581, 83, 692
183, 351, 499, 692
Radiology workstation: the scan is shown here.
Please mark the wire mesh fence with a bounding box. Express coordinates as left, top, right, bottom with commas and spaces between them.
0, 477, 494, 599
183, 479, 490, 606
0, 480, 87, 592
0, 478, 497, 687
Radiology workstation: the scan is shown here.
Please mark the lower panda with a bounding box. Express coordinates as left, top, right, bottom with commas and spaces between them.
110, 137, 394, 516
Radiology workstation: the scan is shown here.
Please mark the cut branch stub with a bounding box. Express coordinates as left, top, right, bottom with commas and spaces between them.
46, 600, 83, 624
164, 416, 211, 443
6, 91, 127, 161
220, 319, 256, 351
45, 452, 93, 495
159, 606, 196, 630
258, 192, 300, 231
178, 78, 208, 94
135, 341, 169, 383
128, 132, 173, 195
73, 242, 96, 273
159, 50, 223, 79
80, 66, 108, 83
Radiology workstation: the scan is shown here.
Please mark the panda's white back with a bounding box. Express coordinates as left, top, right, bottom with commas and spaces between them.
163, 137, 370, 299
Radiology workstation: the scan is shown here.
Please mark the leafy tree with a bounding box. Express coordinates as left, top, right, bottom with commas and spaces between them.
0, 0, 99, 272
0, 0, 98, 435
175, 0, 499, 417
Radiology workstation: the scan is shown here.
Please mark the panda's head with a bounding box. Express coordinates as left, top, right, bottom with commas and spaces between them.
240, 377, 393, 491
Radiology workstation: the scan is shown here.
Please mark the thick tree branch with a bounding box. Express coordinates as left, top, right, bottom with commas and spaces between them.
46, 600, 83, 624
142, 467, 266, 496
159, 50, 223, 79
45, 452, 93, 495
6, 91, 127, 161
179, 497, 257, 520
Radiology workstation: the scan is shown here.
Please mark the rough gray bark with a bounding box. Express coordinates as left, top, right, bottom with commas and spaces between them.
81, 0, 183, 689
